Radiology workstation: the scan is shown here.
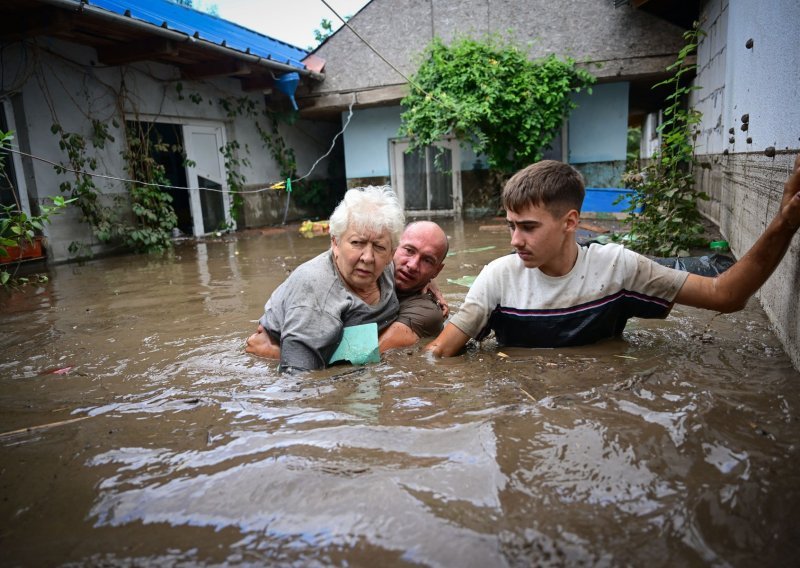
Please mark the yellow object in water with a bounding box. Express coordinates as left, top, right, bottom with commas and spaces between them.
299, 220, 330, 238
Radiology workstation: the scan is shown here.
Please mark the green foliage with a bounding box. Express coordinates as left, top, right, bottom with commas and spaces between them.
221, 140, 250, 223
256, 110, 297, 182
54, 120, 178, 254
399, 36, 595, 173
312, 18, 335, 46
52, 121, 118, 245
121, 124, 179, 252
626, 126, 642, 169
310, 16, 350, 50
620, 23, 709, 257
1, 130, 74, 288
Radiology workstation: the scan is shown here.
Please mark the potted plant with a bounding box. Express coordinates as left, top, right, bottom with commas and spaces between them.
1, 130, 73, 287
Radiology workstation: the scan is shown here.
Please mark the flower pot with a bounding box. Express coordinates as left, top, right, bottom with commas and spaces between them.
0, 235, 45, 264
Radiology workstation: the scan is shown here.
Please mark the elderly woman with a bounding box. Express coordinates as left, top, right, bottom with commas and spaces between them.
246, 185, 405, 372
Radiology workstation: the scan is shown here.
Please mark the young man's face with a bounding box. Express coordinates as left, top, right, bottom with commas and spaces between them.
506, 203, 578, 276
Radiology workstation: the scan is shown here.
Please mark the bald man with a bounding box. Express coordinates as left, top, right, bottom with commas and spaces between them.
246, 220, 449, 358
378, 221, 449, 351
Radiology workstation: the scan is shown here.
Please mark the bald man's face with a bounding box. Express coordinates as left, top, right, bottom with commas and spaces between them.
393, 223, 447, 293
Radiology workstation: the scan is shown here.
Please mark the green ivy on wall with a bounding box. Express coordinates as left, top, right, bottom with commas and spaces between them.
400, 36, 596, 174
620, 23, 709, 256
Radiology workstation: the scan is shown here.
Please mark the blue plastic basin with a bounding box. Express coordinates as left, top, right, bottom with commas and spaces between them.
582, 188, 638, 213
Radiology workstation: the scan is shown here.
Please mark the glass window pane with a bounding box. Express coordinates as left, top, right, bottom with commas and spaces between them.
428, 147, 453, 210
403, 148, 427, 210
198, 176, 226, 231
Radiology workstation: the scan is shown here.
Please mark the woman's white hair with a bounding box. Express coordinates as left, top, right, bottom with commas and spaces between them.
329, 185, 405, 247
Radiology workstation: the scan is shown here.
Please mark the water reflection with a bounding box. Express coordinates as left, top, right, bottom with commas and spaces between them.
1, 221, 799, 566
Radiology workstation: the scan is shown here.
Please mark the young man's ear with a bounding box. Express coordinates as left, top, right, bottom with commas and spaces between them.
564, 209, 580, 231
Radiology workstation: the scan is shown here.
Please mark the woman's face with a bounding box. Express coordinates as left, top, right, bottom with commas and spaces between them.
331, 226, 394, 292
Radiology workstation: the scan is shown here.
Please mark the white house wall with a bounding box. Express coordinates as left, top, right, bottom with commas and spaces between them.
2, 37, 335, 262
692, 0, 800, 368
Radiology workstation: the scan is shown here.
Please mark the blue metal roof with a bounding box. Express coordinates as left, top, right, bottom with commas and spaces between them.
84, 0, 309, 69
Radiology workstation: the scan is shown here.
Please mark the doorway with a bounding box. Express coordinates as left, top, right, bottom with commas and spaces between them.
182, 124, 234, 236
126, 120, 233, 237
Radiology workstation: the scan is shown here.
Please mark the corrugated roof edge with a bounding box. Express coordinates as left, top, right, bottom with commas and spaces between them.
82, 0, 310, 69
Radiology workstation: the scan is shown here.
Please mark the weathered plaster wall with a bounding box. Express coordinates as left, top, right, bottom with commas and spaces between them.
693, 0, 800, 368
2, 38, 338, 260
312, 0, 687, 97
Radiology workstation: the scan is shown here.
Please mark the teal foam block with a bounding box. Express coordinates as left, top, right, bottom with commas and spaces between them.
328, 323, 380, 365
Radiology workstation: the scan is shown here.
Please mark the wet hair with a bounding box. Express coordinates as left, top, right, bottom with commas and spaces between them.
329, 185, 406, 247
502, 160, 585, 217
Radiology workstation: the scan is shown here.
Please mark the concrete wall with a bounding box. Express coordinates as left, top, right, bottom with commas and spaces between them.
311, 0, 687, 97
1, 38, 337, 262
692, 0, 800, 368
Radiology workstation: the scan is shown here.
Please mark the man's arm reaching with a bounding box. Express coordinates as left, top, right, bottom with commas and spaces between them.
425, 322, 471, 357
378, 322, 420, 352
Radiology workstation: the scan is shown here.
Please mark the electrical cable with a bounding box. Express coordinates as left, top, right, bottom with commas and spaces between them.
318, 0, 458, 112
0, 98, 355, 195
2, 2, 454, 198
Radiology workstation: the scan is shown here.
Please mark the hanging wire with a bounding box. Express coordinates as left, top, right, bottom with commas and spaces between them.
2, 0, 454, 196
0, 97, 356, 195
319, 0, 458, 112
293, 95, 354, 183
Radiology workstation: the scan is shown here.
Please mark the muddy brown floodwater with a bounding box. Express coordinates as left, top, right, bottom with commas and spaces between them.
1, 219, 799, 566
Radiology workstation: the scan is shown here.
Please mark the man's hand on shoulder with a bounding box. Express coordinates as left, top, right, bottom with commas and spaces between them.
421, 279, 449, 317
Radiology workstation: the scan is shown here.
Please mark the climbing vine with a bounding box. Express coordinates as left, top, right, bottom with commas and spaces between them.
219, 94, 338, 216
121, 123, 179, 252
54, 119, 179, 254
52, 120, 119, 247
256, 110, 297, 182
620, 23, 709, 256
400, 36, 595, 173
1, 130, 73, 287
221, 139, 250, 223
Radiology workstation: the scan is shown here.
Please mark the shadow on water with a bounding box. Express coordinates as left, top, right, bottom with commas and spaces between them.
1, 219, 799, 566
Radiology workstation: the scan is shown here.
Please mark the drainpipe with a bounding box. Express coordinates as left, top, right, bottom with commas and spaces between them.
36, 0, 324, 81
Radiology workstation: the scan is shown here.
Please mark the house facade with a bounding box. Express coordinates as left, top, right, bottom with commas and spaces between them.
0, 0, 341, 262
299, 0, 690, 216
689, 0, 800, 367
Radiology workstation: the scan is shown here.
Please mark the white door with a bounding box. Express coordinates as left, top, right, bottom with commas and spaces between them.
390, 136, 462, 217
182, 124, 234, 236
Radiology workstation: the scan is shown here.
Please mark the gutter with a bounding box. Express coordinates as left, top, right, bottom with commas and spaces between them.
37, 0, 325, 81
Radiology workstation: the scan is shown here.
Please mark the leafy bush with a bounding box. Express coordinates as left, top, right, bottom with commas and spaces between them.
620, 24, 709, 256
1, 130, 73, 287
400, 36, 595, 173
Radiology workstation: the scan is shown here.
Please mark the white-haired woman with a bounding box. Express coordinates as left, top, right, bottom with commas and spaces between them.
246, 185, 405, 372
